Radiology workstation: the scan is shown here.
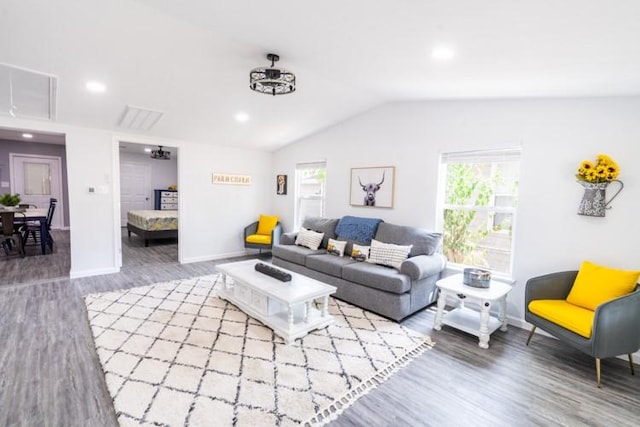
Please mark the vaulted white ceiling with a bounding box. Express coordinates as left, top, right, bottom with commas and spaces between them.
2, 0, 640, 150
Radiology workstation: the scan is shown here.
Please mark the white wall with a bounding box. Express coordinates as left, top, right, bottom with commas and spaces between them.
272, 96, 640, 323
0, 117, 273, 278
177, 141, 272, 263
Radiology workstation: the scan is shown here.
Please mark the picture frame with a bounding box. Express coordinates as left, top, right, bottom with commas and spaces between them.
276, 174, 287, 195
350, 166, 395, 208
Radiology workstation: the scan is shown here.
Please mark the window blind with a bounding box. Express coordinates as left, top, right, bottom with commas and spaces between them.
441, 147, 521, 164
296, 161, 326, 170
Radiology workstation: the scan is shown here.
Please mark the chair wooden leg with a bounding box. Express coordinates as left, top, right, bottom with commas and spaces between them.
629, 354, 635, 376
596, 358, 601, 388
526, 325, 536, 345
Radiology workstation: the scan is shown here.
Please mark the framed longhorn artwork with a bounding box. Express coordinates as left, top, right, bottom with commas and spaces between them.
349, 166, 395, 208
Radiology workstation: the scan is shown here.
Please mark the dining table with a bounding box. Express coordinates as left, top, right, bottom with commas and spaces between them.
0, 207, 50, 255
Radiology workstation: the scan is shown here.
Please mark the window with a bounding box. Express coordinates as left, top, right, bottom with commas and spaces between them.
294, 161, 326, 230
437, 147, 521, 276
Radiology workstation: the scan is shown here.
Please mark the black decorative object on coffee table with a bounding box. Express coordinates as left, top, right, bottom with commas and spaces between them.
255, 262, 292, 282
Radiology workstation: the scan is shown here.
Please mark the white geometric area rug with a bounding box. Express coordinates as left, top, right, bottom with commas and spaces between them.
84, 275, 433, 427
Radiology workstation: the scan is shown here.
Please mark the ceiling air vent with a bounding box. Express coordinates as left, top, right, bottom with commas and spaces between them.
0, 63, 57, 121
118, 105, 164, 131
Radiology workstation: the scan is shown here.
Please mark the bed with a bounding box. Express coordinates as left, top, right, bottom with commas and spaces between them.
127, 210, 178, 247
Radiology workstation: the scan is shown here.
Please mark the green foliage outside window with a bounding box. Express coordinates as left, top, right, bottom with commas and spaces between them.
443, 164, 493, 265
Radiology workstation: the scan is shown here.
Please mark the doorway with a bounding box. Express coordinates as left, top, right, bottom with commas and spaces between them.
117, 141, 179, 269
10, 153, 64, 229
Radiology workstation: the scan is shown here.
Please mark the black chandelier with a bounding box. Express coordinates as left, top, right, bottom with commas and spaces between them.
150, 145, 171, 160
249, 53, 296, 96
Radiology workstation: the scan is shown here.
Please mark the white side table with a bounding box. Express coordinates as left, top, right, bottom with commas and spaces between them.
433, 274, 512, 349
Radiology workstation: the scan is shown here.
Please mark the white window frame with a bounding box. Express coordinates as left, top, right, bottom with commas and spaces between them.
436, 147, 521, 278
294, 161, 326, 230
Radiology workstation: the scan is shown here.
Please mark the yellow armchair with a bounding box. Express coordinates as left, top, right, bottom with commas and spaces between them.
525, 262, 640, 387
244, 215, 282, 253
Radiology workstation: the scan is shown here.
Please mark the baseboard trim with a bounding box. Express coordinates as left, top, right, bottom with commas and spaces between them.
181, 251, 247, 264
70, 266, 120, 279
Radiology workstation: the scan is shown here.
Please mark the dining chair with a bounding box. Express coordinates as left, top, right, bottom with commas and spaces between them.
23, 198, 57, 252
1, 211, 26, 257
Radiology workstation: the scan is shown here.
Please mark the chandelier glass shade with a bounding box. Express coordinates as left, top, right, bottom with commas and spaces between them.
151, 146, 171, 160
249, 53, 296, 96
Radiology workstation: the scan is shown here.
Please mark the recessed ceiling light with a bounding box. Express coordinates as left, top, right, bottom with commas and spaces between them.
431, 46, 456, 61
86, 81, 106, 93
235, 112, 250, 123
22, 133, 34, 139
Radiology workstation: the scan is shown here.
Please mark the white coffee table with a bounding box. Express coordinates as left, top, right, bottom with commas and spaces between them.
216, 260, 337, 344
433, 274, 512, 349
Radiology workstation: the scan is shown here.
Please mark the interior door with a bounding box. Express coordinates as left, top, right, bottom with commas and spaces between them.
120, 161, 151, 224
10, 154, 64, 229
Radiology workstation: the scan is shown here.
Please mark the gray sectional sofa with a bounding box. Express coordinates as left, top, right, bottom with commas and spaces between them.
272, 217, 446, 321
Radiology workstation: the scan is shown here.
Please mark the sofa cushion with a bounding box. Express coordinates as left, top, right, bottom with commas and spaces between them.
295, 228, 324, 250
528, 299, 594, 338
327, 238, 347, 257
306, 254, 357, 278
342, 262, 411, 294
272, 244, 326, 266
374, 222, 442, 257
566, 260, 640, 311
302, 217, 339, 248
368, 239, 412, 270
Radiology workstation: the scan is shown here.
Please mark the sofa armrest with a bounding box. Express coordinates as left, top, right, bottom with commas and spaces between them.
280, 232, 298, 245
244, 221, 258, 239
592, 289, 640, 358
400, 254, 446, 281
525, 271, 578, 307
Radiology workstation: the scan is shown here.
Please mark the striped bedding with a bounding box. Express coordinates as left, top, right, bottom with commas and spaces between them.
127, 210, 178, 231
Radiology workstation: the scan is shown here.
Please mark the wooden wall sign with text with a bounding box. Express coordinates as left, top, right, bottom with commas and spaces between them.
212, 173, 252, 185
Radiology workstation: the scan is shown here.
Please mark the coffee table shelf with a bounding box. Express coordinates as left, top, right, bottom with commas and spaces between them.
217, 260, 336, 344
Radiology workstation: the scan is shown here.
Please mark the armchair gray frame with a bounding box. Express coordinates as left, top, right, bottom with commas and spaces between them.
525, 271, 640, 387
244, 221, 282, 253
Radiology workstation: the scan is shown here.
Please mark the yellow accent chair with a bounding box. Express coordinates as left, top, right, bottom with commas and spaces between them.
244, 215, 282, 254
525, 262, 640, 387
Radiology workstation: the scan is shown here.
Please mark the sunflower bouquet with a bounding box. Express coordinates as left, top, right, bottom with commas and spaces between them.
576, 154, 619, 183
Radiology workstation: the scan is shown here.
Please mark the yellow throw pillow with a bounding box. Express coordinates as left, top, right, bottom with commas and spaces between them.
566, 261, 640, 311
256, 215, 278, 236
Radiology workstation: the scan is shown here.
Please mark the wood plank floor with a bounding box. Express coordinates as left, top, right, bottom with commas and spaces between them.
1, 254, 638, 426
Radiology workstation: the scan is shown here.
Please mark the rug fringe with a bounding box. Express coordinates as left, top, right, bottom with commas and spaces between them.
304, 337, 434, 426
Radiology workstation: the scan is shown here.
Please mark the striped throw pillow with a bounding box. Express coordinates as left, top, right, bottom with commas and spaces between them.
367, 239, 412, 270
295, 228, 324, 251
